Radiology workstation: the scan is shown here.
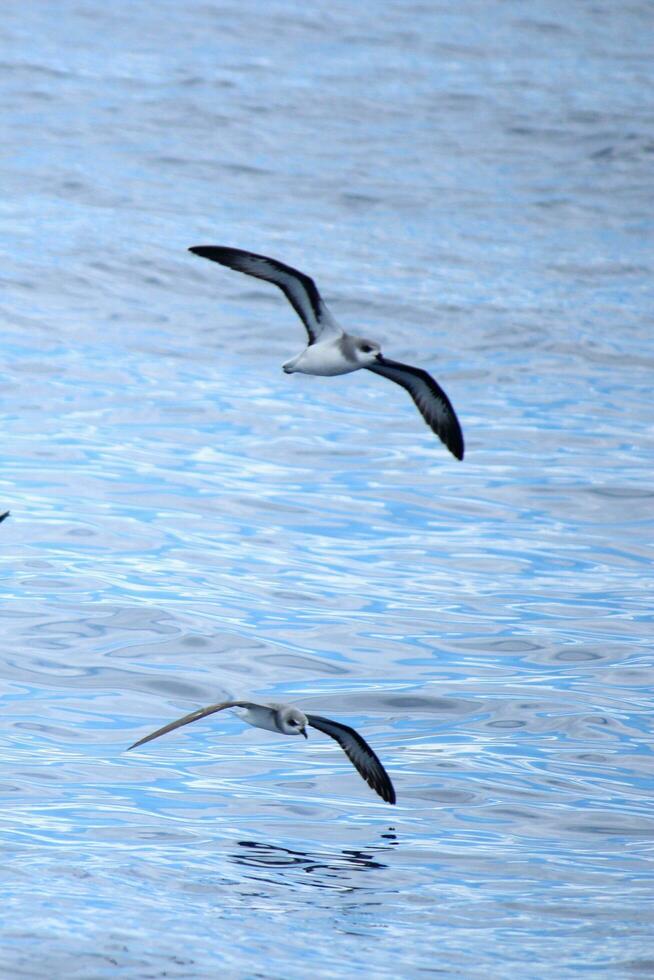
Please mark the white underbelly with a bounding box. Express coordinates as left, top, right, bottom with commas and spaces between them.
290, 344, 360, 377
238, 705, 281, 734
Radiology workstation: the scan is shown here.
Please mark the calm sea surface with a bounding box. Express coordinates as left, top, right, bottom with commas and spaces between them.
1, 1, 653, 976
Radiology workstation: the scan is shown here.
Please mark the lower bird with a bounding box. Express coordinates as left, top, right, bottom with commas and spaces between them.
128, 699, 396, 804
189, 245, 464, 460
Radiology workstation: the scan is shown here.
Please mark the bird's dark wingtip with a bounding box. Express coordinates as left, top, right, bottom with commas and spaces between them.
447, 428, 464, 461
440, 435, 464, 461
374, 770, 396, 804
0, 511, 9, 523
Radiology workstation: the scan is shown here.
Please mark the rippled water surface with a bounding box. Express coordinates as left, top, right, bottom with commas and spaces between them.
1, 1, 653, 976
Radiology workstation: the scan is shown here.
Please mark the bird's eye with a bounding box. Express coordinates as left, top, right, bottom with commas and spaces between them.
360, 344, 373, 353
288, 719, 297, 726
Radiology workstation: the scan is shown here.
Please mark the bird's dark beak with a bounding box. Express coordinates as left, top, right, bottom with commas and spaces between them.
301, 728, 308, 739
375, 352, 383, 362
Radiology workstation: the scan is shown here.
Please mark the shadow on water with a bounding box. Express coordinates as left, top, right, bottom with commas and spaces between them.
231, 830, 399, 891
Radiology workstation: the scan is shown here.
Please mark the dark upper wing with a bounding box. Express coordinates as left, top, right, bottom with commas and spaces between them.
188, 246, 340, 345
127, 700, 253, 750
306, 714, 396, 804
0, 511, 9, 523
366, 356, 464, 460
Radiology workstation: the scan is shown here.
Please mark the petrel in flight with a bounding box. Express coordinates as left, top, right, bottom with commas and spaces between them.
128, 699, 396, 804
189, 246, 464, 460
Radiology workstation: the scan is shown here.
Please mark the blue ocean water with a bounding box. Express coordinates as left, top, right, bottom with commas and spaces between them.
1, 1, 653, 976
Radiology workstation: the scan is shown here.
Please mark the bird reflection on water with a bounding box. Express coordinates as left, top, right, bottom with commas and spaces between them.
231, 831, 398, 892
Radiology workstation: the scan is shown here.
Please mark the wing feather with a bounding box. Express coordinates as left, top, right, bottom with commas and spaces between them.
189, 246, 340, 344
306, 714, 396, 804
366, 356, 464, 460
127, 700, 253, 750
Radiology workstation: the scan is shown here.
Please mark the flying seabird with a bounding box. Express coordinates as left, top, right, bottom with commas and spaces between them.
189, 246, 464, 460
128, 699, 396, 804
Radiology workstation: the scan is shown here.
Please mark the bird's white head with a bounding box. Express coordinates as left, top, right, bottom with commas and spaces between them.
352, 337, 382, 366
279, 706, 309, 738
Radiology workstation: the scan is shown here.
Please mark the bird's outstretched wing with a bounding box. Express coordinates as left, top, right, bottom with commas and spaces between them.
306, 714, 396, 804
366, 356, 464, 460
189, 246, 341, 345
127, 700, 254, 750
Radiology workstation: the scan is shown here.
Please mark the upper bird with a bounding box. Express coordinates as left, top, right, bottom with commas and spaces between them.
189, 246, 464, 460
128, 699, 396, 804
